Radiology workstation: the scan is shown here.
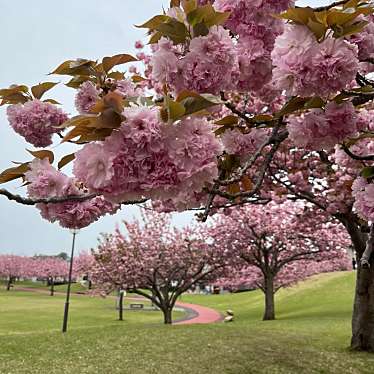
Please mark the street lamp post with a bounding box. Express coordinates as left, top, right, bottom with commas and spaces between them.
62, 229, 79, 333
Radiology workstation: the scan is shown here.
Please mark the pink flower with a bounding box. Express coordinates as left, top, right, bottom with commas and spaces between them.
135, 40, 144, 49
25, 158, 70, 198
221, 128, 268, 156
150, 38, 179, 84
7, 100, 68, 147
174, 27, 239, 94
75, 81, 101, 114
272, 24, 359, 97
288, 102, 357, 150
73, 143, 115, 190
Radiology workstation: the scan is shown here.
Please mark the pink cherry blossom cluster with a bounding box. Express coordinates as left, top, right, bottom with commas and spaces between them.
75, 78, 139, 114
287, 101, 358, 150
25, 158, 118, 229
151, 27, 239, 95
6, 99, 68, 147
349, 16, 374, 61
213, 0, 293, 92
221, 128, 268, 156
352, 177, 374, 222
73, 106, 222, 207
272, 24, 359, 97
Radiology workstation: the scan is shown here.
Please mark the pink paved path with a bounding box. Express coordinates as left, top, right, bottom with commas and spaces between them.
174, 301, 222, 325
16, 287, 222, 325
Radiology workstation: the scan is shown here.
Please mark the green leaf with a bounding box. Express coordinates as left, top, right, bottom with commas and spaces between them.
362, 166, 374, 179
27, 149, 54, 164
101, 54, 137, 73
43, 99, 61, 105
304, 96, 325, 109
187, 4, 229, 27
167, 98, 186, 121
65, 75, 95, 89
276, 7, 315, 25
154, 18, 189, 44
31, 82, 58, 100
136, 15, 170, 29
277, 97, 310, 117
215, 115, 238, 126
193, 22, 210, 37
148, 31, 163, 44
58, 153, 76, 169
182, 93, 222, 115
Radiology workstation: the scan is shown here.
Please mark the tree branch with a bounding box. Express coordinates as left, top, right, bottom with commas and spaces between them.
0, 189, 97, 206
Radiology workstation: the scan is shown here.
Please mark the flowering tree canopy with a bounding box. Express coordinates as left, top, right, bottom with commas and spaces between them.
90, 210, 230, 324
208, 202, 351, 319
0, 0, 374, 350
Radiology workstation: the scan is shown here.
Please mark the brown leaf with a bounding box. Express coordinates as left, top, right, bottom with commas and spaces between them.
27, 149, 54, 164
31, 82, 58, 100
101, 54, 137, 73
58, 153, 76, 169
0, 163, 30, 184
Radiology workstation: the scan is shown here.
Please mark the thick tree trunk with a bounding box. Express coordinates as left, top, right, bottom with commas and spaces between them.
50, 279, 54, 296
263, 275, 275, 321
351, 262, 374, 351
163, 308, 173, 324
6, 277, 12, 291
118, 291, 124, 321
343, 216, 374, 351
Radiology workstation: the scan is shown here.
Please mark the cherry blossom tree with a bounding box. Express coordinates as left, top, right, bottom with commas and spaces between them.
209, 202, 351, 320
74, 251, 95, 289
0, 255, 31, 290
0, 0, 373, 350
33, 257, 68, 296
90, 211, 230, 324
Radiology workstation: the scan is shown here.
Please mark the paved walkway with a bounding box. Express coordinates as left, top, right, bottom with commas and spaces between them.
174, 301, 222, 325
15, 287, 223, 325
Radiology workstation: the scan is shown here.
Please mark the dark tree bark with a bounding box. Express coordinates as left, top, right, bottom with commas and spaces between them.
341, 215, 374, 351
50, 278, 54, 296
118, 291, 124, 321
6, 277, 12, 291
263, 274, 275, 321
162, 307, 173, 324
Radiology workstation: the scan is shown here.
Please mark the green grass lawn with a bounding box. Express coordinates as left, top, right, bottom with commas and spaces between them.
1, 271, 374, 374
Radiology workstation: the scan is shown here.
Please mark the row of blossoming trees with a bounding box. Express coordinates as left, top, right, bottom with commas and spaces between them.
0, 0, 373, 350
0, 254, 89, 295
87, 208, 351, 323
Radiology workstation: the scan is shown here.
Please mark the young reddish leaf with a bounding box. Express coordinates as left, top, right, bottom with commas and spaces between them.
241, 176, 253, 192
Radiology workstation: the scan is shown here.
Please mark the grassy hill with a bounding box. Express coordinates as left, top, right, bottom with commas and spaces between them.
1, 271, 374, 374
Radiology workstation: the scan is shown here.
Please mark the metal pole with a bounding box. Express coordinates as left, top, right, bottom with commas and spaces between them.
62, 230, 77, 333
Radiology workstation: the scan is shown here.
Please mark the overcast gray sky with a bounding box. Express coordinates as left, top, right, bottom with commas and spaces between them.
0, 0, 330, 256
